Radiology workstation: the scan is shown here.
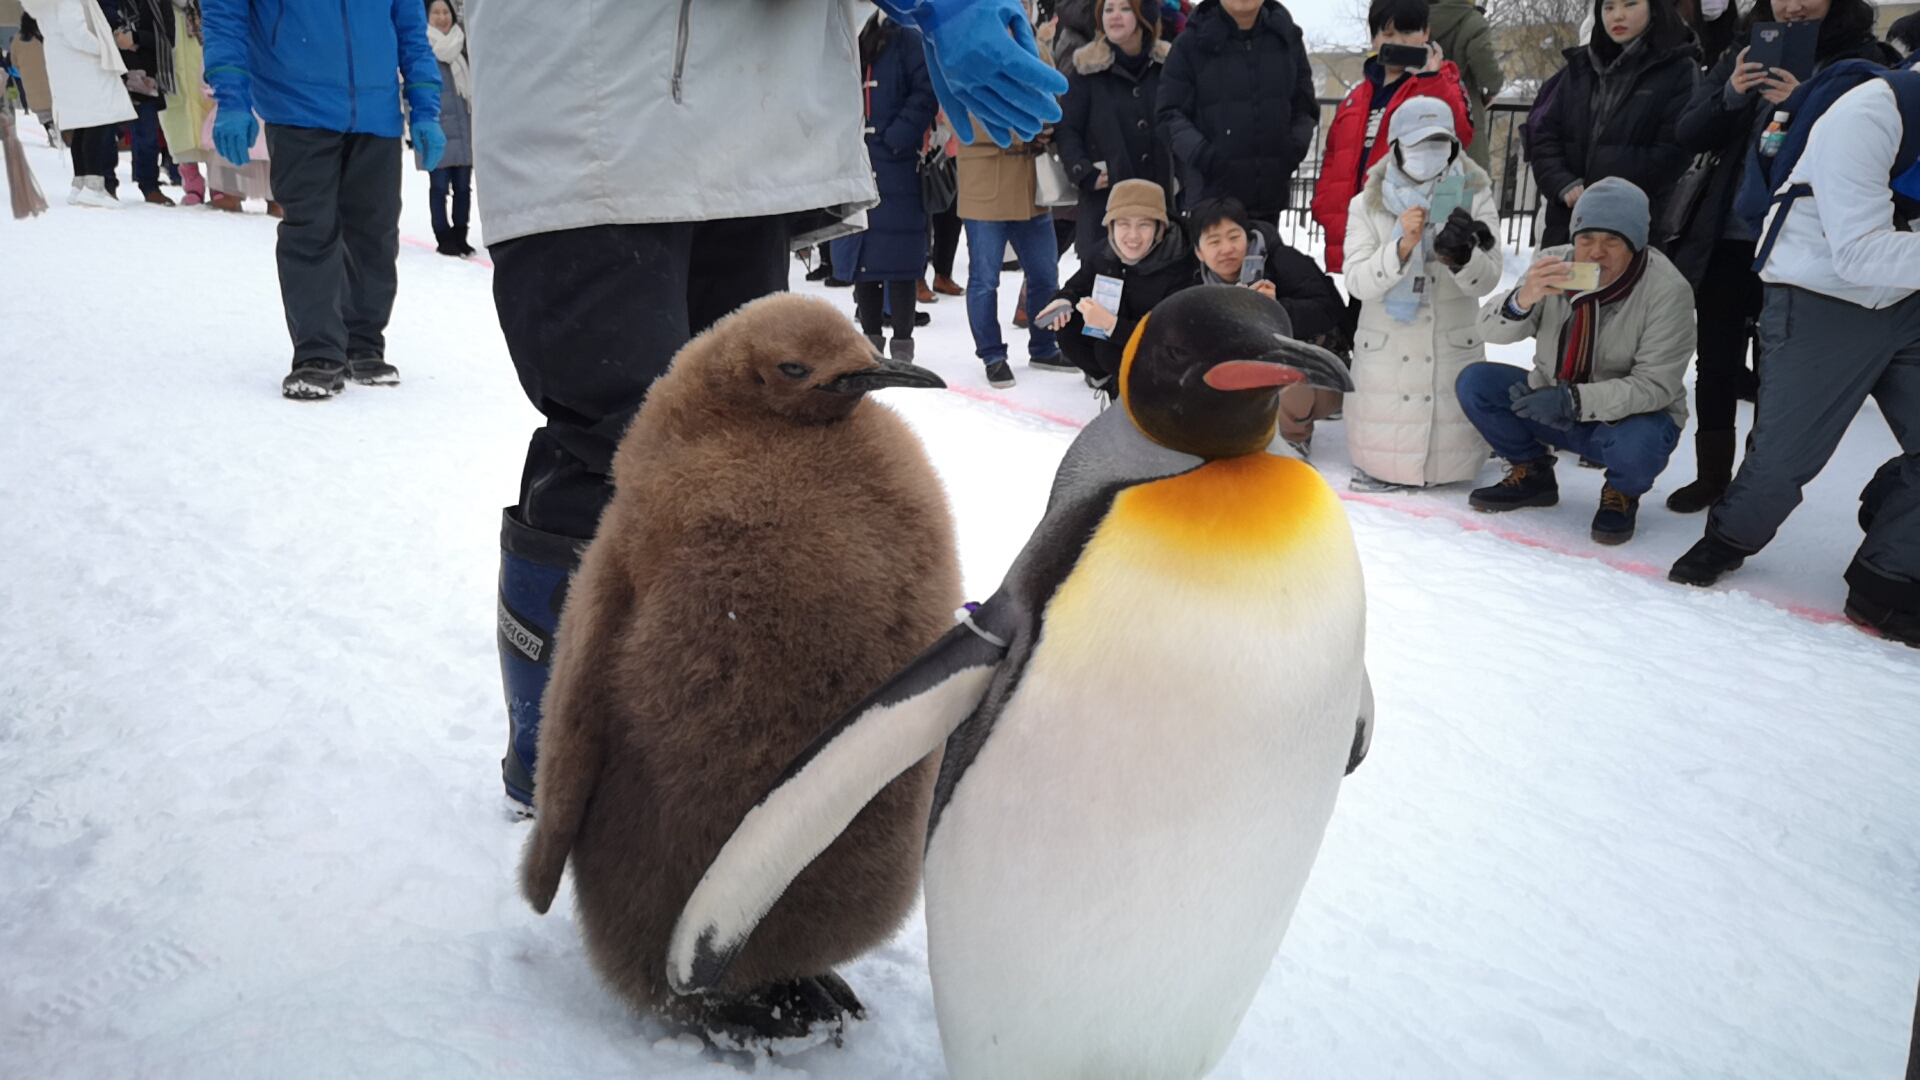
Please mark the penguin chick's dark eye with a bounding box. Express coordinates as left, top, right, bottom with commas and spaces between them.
776, 362, 811, 380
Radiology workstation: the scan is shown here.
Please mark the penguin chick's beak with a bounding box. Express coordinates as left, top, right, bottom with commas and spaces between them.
820, 357, 948, 395
1203, 339, 1355, 395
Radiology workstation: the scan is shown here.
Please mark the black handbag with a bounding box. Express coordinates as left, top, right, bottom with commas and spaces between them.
1658, 150, 1720, 247
919, 146, 957, 215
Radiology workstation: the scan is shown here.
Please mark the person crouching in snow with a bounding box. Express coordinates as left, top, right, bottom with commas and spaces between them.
1033, 178, 1195, 400
1189, 194, 1353, 456
1458, 177, 1693, 545
1343, 95, 1502, 492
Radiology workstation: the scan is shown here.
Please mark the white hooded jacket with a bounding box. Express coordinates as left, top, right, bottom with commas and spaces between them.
466, 0, 878, 246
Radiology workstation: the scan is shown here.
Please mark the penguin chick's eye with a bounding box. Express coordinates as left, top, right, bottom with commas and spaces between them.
776, 362, 811, 380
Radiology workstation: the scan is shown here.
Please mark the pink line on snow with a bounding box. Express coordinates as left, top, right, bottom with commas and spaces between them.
946, 384, 1854, 627
400, 233, 494, 269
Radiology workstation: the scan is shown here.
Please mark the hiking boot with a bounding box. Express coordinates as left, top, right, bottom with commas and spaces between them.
984, 359, 1016, 389
1668, 531, 1748, 587
1591, 484, 1640, 545
282, 358, 348, 400
1469, 455, 1559, 511
932, 274, 964, 296
1666, 430, 1734, 514
1029, 353, 1077, 373
347, 354, 401, 386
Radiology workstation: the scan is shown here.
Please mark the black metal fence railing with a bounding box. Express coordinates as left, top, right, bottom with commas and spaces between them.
1276, 97, 1539, 253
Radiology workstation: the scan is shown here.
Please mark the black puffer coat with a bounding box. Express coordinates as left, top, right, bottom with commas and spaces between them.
1056, 36, 1175, 257
1531, 16, 1702, 247
1668, 0, 1897, 278
1156, 0, 1318, 216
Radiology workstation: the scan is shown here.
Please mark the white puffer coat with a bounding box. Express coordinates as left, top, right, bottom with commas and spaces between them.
466, 0, 876, 247
1342, 156, 1504, 486
19, 0, 135, 131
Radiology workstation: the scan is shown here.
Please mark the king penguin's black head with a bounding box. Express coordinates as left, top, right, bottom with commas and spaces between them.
1119, 285, 1355, 459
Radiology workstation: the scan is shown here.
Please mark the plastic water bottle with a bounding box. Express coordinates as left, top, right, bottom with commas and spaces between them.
1758, 112, 1790, 157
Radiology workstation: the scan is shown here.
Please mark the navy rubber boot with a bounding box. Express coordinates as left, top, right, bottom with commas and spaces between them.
499, 508, 586, 812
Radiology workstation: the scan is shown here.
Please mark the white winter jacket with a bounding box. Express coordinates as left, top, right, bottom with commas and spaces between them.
1343, 157, 1504, 487
1759, 79, 1920, 309
19, 0, 134, 131
466, 0, 877, 246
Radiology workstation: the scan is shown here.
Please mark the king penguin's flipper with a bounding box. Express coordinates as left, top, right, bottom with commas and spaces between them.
518, 543, 633, 915
666, 610, 1014, 995
1347, 668, 1375, 776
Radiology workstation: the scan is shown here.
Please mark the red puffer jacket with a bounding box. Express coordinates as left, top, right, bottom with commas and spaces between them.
1311, 62, 1473, 272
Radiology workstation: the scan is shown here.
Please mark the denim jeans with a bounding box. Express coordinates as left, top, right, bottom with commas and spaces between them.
962, 212, 1059, 363
429, 165, 472, 234
129, 98, 163, 194
1456, 362, 1680, 497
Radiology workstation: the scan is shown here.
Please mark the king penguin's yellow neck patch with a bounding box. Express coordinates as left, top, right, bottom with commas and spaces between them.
1112, 453, 1341, 560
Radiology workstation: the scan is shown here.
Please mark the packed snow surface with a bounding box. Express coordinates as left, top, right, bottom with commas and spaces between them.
4, 130, 1917, 1078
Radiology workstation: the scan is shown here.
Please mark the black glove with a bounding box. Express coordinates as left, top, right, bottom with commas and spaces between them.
1472, 219, 1496, 251
1432, 206, 1477, 267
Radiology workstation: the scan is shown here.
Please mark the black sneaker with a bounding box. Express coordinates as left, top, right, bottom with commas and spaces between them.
1590, 484, 1639, 545
804, 263, 832, 282
914, 311, 931, 327
282, 358, 348, 400
347, 354, 401, 386
1668, 532, 1748, 587
1468, 455, 1558, 511
823, 276, 853, 288
1028, 353, 1077, 373
984, 359, 1016, 388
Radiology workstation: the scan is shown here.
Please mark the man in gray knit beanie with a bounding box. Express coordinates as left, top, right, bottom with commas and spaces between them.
1454, 178, 1697, 545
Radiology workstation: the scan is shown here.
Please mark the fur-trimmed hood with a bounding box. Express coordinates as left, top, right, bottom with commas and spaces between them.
1073, 34, 1171, 75
1361, 153, 1492, 214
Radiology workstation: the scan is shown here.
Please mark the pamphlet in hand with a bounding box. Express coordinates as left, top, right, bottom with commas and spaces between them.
1426, 174, 1468, 228
1083, 274, 1125, 339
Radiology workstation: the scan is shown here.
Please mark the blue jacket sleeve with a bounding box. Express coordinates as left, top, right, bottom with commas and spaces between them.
393, 0, 442, 123
884, 30, 939, 155
199, 0, 253, 113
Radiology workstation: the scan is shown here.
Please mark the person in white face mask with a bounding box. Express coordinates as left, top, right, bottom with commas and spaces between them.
1341, 95, 1505, 491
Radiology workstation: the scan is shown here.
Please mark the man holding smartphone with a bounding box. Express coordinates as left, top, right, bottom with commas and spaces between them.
1454, 179, 1696, 545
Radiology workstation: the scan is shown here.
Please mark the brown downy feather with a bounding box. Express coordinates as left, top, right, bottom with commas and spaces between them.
520, 293, 962, 1012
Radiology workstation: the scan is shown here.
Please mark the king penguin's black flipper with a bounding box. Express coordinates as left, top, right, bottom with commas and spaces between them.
1347, 669, 1375, 775
666, 610, 1014, 995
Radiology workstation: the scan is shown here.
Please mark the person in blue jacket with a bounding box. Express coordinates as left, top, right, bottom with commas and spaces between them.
830, 12, 940, 363
200, 0, 443, 400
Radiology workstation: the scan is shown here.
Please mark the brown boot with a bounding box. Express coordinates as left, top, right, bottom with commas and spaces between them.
143, 189, 176, 206
267, 201, 284, 218
917, 279, 936, 304
208, 192, 243, 212
932, 274, 963, 296
1665, 430, 1735, 514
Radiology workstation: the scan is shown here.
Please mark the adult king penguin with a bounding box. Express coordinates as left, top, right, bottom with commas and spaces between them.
667, 284, 1373, 1078
518, 294, 960, 1047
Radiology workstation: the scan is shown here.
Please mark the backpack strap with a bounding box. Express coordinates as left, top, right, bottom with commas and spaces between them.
1751, 182, 1813, 272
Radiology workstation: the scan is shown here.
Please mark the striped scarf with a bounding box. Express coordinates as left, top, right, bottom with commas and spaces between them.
1555, 247, 1648, 384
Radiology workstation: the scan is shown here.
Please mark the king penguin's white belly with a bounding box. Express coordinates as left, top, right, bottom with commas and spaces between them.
924, 454, 1366, 1080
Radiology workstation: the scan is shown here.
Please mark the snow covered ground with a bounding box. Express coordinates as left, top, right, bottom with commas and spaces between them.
4, 129, 1918, 1079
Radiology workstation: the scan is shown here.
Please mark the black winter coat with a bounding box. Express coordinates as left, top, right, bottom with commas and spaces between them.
1208, 220, 1351, 346
1156, 0, 1318, 216
830, 23, 939, 282
1532, 31, 1702, 247
1057, 36, 1175, 258
1669, 9, 1897, 279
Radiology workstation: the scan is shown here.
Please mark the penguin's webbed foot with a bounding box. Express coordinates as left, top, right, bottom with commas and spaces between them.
678, 973, 865, 1055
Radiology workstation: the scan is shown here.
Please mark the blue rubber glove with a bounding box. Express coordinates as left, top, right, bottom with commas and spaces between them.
881, 0, 1066, 147
1509, 382, 1577, 430
212, 108, 259, 168
412, 119, 446, 172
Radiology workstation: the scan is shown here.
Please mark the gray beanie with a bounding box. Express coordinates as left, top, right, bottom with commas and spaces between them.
1568, 177, 1650, 251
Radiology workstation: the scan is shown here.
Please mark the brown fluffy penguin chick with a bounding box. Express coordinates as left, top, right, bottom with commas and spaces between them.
518, 293, 962, 1026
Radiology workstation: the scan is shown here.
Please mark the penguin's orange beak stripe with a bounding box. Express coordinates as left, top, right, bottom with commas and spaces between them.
1203, 360, 1307, 391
